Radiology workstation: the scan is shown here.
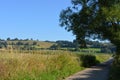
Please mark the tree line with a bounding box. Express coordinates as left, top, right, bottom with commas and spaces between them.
0, 38, 116, 53
0, 38, 38, 50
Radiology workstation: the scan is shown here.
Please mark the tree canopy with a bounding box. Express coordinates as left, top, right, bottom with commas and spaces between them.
60, 0, 120, 52
60, 0, 120, 65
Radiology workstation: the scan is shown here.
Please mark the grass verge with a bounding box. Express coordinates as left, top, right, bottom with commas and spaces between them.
0, 50, 111, 80
0, 51, 83, 80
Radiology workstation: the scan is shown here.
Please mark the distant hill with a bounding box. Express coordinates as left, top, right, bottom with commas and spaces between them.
0, 39, 55, 50
0, 38, 116, 53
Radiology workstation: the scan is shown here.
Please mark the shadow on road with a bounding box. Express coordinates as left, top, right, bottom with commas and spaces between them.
66, 59, 113, 80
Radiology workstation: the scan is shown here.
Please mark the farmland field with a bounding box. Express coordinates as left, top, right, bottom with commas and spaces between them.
0, 50, 111, 80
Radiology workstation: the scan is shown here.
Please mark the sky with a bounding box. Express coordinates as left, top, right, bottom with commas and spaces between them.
0, 0, 75, 41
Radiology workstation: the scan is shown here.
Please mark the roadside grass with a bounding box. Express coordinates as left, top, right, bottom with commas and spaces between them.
75, 51, 112, 63
95, 53, 112, 63
0, 50, 111, 80
0, 50, 83, 80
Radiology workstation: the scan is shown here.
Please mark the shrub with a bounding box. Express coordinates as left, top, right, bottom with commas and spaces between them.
79, 54, 100, 67
109, 66, 120, 80
109, 55, 120, 80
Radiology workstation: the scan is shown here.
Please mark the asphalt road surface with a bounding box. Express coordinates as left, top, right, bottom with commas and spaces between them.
65, 59, 113, 80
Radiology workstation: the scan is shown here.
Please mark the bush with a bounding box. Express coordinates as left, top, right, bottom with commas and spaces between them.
109, 55, 120, 80
109, 66, 120, 80
79, 54, 100, 67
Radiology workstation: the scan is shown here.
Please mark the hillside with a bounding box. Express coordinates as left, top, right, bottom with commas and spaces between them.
0, 39, 55, 50
0, 39, 116, 53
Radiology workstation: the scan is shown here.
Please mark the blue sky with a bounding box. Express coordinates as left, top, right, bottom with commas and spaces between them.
0, 0, 75, 41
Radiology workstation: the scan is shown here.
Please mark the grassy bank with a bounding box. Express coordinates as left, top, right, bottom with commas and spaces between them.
0, 50, 111, 80
95, 53, 112, 63
0, 51, 83, 80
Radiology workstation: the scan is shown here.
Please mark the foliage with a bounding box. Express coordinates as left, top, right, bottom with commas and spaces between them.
50, 44, 61, 50
0, 39, 55, 50
0, 41, 7, 48
109, 64, 120, 80
0, 50, 111, 80
0, 38, 116, 54
79, 54, 100, 67
59, 0, 120, 54
59, 1, 120, 75
56, 40, 76, 48
0, 51, 83, 80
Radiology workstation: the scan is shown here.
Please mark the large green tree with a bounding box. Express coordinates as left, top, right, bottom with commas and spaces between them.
60, 0, 120, 63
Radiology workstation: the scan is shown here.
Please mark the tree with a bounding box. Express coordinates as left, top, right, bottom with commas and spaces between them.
7, 37, 11, 41
60, 0, 120, 63
0, 41, 7, 48
13, 38, 19, 41
16, 41, 23, 45
56, 40, 75, 48
33, 41, 37, 45
50, 44, 61, 50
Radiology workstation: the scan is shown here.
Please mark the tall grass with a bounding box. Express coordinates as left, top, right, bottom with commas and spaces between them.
0, 50, 111, 80
95, 53, 112, 63
0, 50, 83, 80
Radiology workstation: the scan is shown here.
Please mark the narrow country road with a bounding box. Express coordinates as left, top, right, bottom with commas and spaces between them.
65, 59, 113, 80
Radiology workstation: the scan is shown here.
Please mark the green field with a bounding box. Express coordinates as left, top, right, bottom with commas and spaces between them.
0, 50, 111, 80
7, 40, 55, 49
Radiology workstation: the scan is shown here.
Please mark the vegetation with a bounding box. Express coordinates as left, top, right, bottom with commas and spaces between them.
109, 65, 120, 80
0, 0, 118, 79
59, 0, 120, 58
0, 38, 113, 79
0, 38, 116, 53
95, 53, 112, 63
0, 38, 55, 50
0, 51, 81, 80
79, 54, 99, 67
60, 0, 120, 79
0, 50, 111, 80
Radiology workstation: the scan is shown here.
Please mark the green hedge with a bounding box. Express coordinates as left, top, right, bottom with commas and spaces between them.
109, 66, 120, 80
79, 54, 100, 67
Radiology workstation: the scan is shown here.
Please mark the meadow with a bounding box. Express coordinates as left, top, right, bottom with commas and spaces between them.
0, 50, 111, 80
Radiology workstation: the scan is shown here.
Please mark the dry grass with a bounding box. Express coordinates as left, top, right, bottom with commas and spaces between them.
0, 50, 111, 80
0, 50, 82, 80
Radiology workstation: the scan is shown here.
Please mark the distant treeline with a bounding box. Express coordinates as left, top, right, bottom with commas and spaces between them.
0, 37, 37, 41
50, 40, 116, 53
0, 38, 116, 53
